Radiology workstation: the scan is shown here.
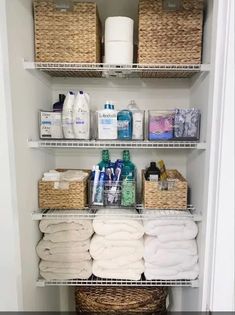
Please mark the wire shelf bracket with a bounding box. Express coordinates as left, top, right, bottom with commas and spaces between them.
32, 205, 202, 221
28, 139, 207, 150
36, 277, 199, 288
23, 60, 210, 78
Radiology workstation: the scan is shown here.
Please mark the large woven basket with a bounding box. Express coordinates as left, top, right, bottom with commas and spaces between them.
143, 169, 187, 209
75, 286, 168, 314
138, 0, 204, 64
34, 0, 101, 63
38, 169, 89, 209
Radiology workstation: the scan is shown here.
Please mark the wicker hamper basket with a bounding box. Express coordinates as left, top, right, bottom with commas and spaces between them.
38, 169, 89, 209
75, 286, 168, 314
34, 0, 101, 63
143, 169, 188, 209
138, 0, 204, 64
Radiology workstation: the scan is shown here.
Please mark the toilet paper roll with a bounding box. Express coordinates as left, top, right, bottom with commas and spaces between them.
105, 16, 134, 43
105, 42, 133, 64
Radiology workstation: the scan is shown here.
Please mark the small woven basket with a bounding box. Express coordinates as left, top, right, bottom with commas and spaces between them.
143, 169, 188, 209
75, 286, 168, 314
34, 0, 101, 63
38, 169, 89, 209
138, 0, 204, 64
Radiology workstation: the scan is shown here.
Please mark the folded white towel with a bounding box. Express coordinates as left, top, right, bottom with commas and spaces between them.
90, 234, 144, 262
43, 228, 93, 242
93, 209, 144, 240
40, 260, 92, 280
36, 239, 91, 262
145, 264, 199, 280
39, 219, 94, 238
92, 259, 144, 280
144, 219, 198, 241
60, 170, 88, 182
144, 236, 198, 265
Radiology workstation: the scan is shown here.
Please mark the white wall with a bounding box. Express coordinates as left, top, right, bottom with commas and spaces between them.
0, 0, 22, 309
5, 0, 60, 310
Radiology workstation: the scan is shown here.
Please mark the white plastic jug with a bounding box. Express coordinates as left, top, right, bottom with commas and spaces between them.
73, 91, 90, 139
62, 91, 75, 139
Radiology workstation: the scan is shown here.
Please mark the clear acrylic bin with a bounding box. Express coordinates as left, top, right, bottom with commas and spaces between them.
89, 178, 136, 208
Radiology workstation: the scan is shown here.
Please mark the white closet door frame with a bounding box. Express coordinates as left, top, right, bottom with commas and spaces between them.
202, 0, 234, 311
0, 0, 23, 310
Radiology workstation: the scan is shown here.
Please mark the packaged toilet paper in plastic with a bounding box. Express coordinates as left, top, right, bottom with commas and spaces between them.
105, 17, 134, 42
105, 42, 133, 64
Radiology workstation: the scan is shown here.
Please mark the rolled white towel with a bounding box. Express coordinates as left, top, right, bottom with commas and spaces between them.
144, 236, 198, 264
90, 234, 144, 262
145, 264, 199, 280
40, 260, 92, 280
40, 219, 93, 239
93, 259, 144, 281
144, 219, 198, 241
43, 229, 93, 242
93, 209, 144, 240
36, 239, 91, 262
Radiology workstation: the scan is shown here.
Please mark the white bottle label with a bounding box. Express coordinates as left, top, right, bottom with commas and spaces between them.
98, 111, 117, 139
132, 112, 144, 140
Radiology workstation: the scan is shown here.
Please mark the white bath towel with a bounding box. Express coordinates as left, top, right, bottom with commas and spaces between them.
43, 228, 93, 242
90, 234, 144, 262
40, 219, 93, 239
39, 260, 92, 280
92, 259, 144, 280
145, 264, 199, 280
93, 209, 144, 240
144, 237, 198, 265
36, 239, 91, 262
144, 219, 198, 241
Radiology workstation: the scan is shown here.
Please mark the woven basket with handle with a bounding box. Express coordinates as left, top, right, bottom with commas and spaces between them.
75, 286, 168, 314
38, 169, 89, 209
143, 169, 188, 209
34, 0, 101, 63
138, 0, 204, 64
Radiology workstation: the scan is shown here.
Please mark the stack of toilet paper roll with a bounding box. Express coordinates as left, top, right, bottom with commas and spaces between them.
105, 16, 134, 64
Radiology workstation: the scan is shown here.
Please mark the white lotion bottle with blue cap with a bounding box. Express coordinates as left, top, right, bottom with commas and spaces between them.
73, 91, 90, 139
62, 91, 75, 139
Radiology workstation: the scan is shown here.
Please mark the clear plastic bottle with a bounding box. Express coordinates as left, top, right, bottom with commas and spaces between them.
62, 91, 75, 139
128, 100, 144, 140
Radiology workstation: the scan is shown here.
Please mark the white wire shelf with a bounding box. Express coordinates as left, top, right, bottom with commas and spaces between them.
24, 61, 210, 78
32, 205, 202, 221
36, 276, 199, 287
28, 139, 207, 150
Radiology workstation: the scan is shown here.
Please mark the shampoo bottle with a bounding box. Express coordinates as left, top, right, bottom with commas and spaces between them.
73, 91, 90, 139
62, 91, 75, 139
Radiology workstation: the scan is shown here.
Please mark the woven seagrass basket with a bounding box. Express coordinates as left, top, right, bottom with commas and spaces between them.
138, 0, 204, 64
38, 169, 89, 209
34, 0, 101, 63
75, 286, 168, 314
143, 169, 188, 209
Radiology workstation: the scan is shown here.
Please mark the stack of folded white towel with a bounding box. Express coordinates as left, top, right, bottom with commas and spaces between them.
36, 218, 94, 280
144, 219, 199, 280
90, 209, 145, 280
